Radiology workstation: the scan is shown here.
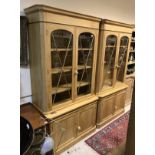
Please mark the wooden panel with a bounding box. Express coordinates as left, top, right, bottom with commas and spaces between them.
125, 78, 134, 105
97, 94, 115, 124
52, 112, 78, 151
100, 19, 133, 34
101, 24, 133, 34
24, 5, 101, 29
114, 90, 126, 113
77, 103, 97, 136
44, 12, 100, 29
45, 95, 98, 119
125, 83, 135, 155
51, 102, 97, 154
28, 23, 51, 112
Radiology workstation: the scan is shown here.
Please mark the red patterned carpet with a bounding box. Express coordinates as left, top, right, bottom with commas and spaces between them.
85, 112, 130, 155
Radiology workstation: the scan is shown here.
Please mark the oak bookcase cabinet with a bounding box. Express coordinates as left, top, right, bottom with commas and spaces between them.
24, 5, 134, 154
24, 5, 100, 154
24, 5, 100, 114
96, 19, 133, 127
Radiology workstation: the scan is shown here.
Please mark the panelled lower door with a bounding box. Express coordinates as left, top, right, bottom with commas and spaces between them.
77, 103, 97, 136
53, 112, 78, 151
114, 90, 126, 114
125, 78, 134, 104
97, 94, 115, 125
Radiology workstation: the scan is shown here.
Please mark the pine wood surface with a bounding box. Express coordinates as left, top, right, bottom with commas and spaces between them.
20, 103, 48, 130
24, 5, 134, 154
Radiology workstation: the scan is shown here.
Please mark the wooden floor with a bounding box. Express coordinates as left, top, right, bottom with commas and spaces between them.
61, 105, 130, 155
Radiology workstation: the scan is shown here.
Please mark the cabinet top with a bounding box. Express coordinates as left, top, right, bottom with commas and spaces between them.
24, 5, 101, 22
100, 19, 134, 33
102, 19, 134, 28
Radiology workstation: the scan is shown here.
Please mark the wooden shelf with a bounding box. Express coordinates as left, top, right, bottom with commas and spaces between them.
52, 87, 71, 94
78, 65, 92, 70
77, 81, 90, 87
78, 48, 93, 51
128, 61, 135, 65
51, 48, 72, 52
52, 35, 71, 39
52, 81, 90, 94
126, 73, 135, 78
51, 48, 93, 52
106, 45, 116, 48
52, 84, 71, 94
52, 65, 92, 74
52, 66, 72, 74
130, 50, 135, 53
120, 45, 128, 48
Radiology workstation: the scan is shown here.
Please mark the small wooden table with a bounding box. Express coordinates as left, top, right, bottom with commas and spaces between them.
20, 103, 48, 130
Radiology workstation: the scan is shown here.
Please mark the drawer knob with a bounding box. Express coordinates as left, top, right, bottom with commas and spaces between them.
77, 126, 81, 131
115, 106, 118, 110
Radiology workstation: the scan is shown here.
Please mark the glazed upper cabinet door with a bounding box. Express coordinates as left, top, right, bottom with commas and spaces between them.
102, 35, 117, 89
97, 95, 115, 124
51, 29, 73, 105
53, 112, 77, 150
116, 36, 129, 82
77, 31, 96, 97
77, 103, 96, 136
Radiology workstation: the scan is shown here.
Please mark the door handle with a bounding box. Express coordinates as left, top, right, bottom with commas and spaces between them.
74, 70, 78, 75
115, 65, 120, 69
77, 126, 81, 131
115, 105, 118, 110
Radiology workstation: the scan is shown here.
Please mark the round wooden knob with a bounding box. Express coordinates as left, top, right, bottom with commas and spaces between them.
77, 126, 81, 131
74, 71, 78, 75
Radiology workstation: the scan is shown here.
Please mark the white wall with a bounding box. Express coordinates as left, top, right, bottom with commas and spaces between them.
20, 0, 135, 23
20, 67, 32, 104
20, 0, 135, 104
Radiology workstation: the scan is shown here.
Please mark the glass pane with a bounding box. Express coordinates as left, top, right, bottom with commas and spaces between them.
51, 30, 73, 104
77, 33, 94, 96
127, 64, 135, 75
116, 36, 129, 81
103, 35, 117, 88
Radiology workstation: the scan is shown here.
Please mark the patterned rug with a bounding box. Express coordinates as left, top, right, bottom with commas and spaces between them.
85, 112, 130, 155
